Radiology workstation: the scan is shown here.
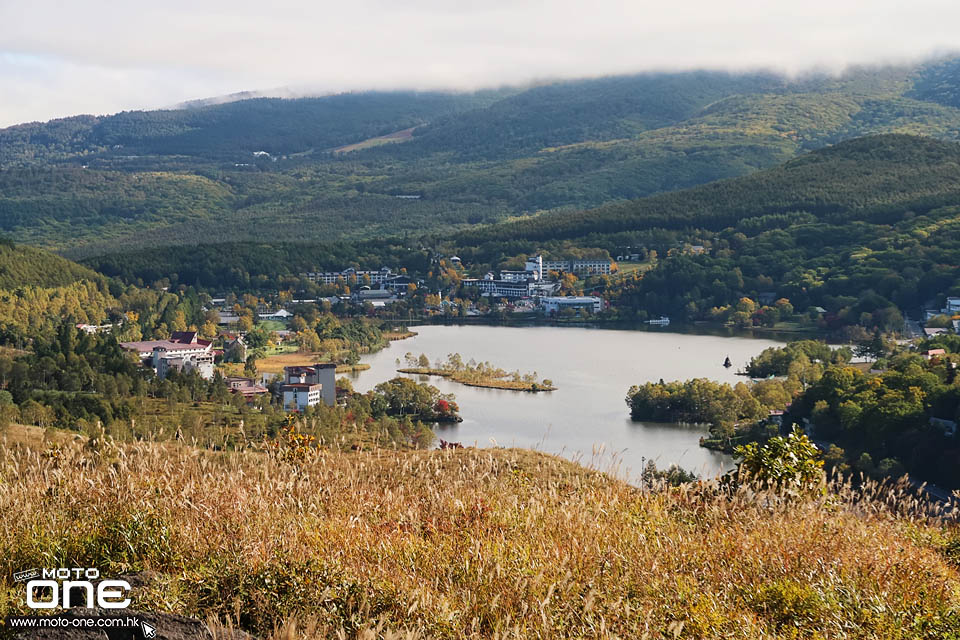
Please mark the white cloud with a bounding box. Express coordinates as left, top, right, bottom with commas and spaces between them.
1, 0, 959, 126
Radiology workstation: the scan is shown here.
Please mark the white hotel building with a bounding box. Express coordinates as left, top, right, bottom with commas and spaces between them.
540, 296, 604, 314
302, 267, 393, 286
542, 259, 612, 276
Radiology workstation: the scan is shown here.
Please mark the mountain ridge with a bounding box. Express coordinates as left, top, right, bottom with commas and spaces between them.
3, 60, 960, 256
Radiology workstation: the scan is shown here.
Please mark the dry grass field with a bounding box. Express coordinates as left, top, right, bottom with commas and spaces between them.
254, 351, 329, 375
251, 351, 370, 377
0, 425, 958, 638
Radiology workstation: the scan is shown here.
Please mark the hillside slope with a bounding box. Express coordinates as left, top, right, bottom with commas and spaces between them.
341, 62, 960, 210
4, 60, 960, 255
1, 432, 958, 638
0, 237, 106, 289
81, 134, 960, 316
456, 134, 960, 245
0, 239, 117, 340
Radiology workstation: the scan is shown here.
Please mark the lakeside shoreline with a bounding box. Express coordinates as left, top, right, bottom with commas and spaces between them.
385, 316, 827, 344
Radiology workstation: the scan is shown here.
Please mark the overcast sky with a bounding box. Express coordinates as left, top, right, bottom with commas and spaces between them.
2, 0, 960, 127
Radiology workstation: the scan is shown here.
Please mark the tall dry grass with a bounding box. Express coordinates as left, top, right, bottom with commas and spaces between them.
0, 427, 958, 639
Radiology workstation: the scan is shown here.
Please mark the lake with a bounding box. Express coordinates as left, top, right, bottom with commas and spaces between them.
351, 324, 785, 482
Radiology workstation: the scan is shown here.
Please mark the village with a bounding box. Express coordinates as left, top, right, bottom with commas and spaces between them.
115, 328, 338, 411
297, 256, 612, 316
99, 256, 616, 412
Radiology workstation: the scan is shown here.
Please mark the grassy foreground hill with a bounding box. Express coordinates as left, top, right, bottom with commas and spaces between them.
1, 426, 958, 638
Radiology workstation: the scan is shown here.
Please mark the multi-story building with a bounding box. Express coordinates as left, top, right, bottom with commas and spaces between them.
121, 331, 216, 380
499, 270, 533, 282
462, 278, 530, 299
569, 259, 612, 276
155, 352, 215, 380
383, 274, 416, 290
121, 331, 213, 360
542, 259, 570, 274
282, 363, 336, 407
524, 255, 544, 280
281, 383, 323, 412
529, 281, 562, 297
538, 257, 612, 276
461, 271, 560, 298
540, 296, 604, 315
302, 267, 393, 286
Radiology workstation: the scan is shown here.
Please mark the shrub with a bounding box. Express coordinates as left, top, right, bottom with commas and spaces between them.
735, 429, 824, 492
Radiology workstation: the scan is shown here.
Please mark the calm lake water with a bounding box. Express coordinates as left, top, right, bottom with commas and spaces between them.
352, 324, 785, 482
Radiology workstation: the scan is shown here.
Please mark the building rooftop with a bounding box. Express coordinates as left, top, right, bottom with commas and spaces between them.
226, 376, 268, 395
284, 363, 337, 374
356, 289, 394, 299
541, 296, 602, 303
121, 337, 212, 353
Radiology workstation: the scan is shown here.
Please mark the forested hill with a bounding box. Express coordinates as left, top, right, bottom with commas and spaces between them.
0, 91, 500, 165
455, 134, 960, 247
445, 134, 960, 329
0, 237, 107, 290
0, 238, 118, 341
4, 58, 960, 256
395, 72, 785, 160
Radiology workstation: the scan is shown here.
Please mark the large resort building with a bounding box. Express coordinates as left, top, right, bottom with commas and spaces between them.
302, 267, 394, 286
542, 258, 612, 276
121, 331, 215, 380
540, 296, 604, 315
463, 278, 536, 299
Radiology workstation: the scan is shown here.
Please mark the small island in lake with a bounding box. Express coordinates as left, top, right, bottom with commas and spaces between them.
398, 352, 557, 392
384, 327, 418, 341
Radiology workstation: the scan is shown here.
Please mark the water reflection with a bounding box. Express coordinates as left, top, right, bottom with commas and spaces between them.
354, 323, 786, 483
